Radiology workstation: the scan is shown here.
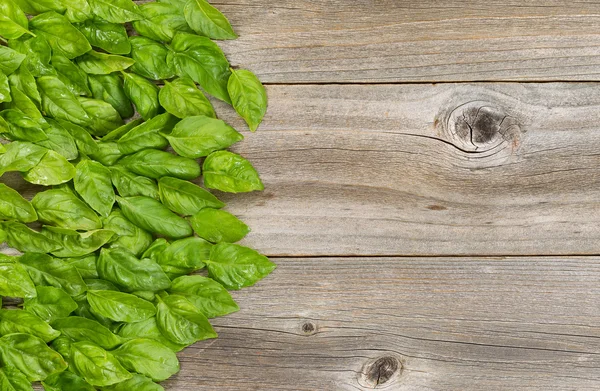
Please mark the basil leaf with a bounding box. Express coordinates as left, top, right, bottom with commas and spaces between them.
42, 371, 95, 391
0, 221, 61, 253
22, 150, 76, 186
129, 36, 176, 80
87, 0, 142, 23
77, 51, 135, 75
0, 333, 67, 381
101, 374, 164, 391
118, 113, 176, 155
184, 0, 237, 40
5, 86, 43, 122
52, 316, 123, 349
0, 45, 26, 75
8, 65, 41, 107
117, 149, 201, 180
117, 317, 185, 352
89, 141, 123, 166
170, 32, 231, 103
41, 226, 115, 258
190, 208, 249, 243
0, 109, 47, 142
158, 176, 224, 215
207, 243, 276, 290
32, 189, 102, 230
0, 309, 61, 342
203, 150, 263, 193
109, 166, 159, 199
159, 77, 216, 119
37, 76, 91, 126
88, 74, 133, 118
156, 294, 217, 345
76, 19, 131, 55
0, 229, 5, 245
62, 0, 93, 23
51, 54, 91, 96
84, 278, 119, 292
0, 141, 46, 175
87, 290, 156, 323
97, 247, 171, 292
103, 208, 153, 256
11, 0, 65, 14
112, 338, 179, 382
122, 72, 160, 120
64, 254, 98, 279
0, 183, 37, 222
74, 159, 115, 217
0, 0, 31, 39
29, 12, 91, 59
141, 238, 169, 262
55, 119, 99, 155
165, 115, 242, 158
19, 252, 87, 296
0, 365, 33, 391
70, 341, 132, 386
78, 97, 124, 136
133, 2, 192, 43
116, 195, 193, 238
9, 35, 56, 77
36, 118, 79, 161
0, 260, 36, 298
169, 275, 238, 318
228, 69, 267, 132
0, 71, 11, 104
102, 118, 143, 141
157, 237, 211, 278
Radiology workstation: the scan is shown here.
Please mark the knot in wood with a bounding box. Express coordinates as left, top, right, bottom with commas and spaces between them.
359, 356, 402, 388
301, 322, 316, 334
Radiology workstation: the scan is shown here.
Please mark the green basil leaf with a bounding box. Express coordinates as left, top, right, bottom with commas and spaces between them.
62, 0, 93, 23
169, 275, 238, 318
5, 86, 43, 122
190, 208, 249, 243
22, 150, 76, 186
52, 316, 123, 349
203, 150, 263, 193
0, 221, 61, 253
89, 141, 123, 166
74, 159, 115, 217
55, 119, 99, 155
0, 365, 33, 391
0, 71, 11, 104
37, 76, 91, 126
9, 35, 56, 77
64, 254, 98, 279
0, 309, 61, 342
141, 238, 169, 262
117, 317, 184, 353
87, 290, 156, 322
133, 2, 191, 43
122, 72, 160, 120
228, 69, 267, 132
76, 19, 131, 54
11, 0, 65, 14
84, 278, 119, 292
101, 374, 164, 391
129, 36, 175, 80
117, 148, 200, 180
156, 294, 216, 345
42, 371, 95, 391
109, 166, 159, 199
156, 237, 211, 278
8, 65, 41, 107
158, 176, 224, 215
0, 0, 31, 39
36, 118, 79, 161
19, 252, 87, 296
165, 115, 242, 158
0, 260, 36, 298
159, 77, 215, 119
0, 45, 26, 75
77, 51, 135, 75
112, 338, 179, 382
41, 226, 115, 258
0, 109, 47, 142
97, 247, 171, 292
78, 97, 124, 136
170, 32, 231, 103
51, 54, 91, 96
102, 118, 143, 141
117, 113, 177, 155
70, 341, 132, 386
0, 333, 67, 381
87, 0, 142, 23
207, 243, 276, 290
103, 209, 153, 256
32, 189, 101, 230
116, 195, 193, 238
30, 12, 91, 59
184, 0, 236, 40
88, 74, 133, 118
25, 286, 77, 321
0, 141, 46, 175
0, 230, 5, 246
0, 182, 37, 222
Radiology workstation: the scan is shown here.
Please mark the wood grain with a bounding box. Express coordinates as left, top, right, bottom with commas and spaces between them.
189, 0, 600, 83
164, 256, 600, 390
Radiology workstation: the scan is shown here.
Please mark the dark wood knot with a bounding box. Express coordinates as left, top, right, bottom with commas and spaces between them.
360, 356, 402, 388
301, 321, 316, 335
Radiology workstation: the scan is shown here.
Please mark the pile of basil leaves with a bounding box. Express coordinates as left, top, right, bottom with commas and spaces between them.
0, 0, 274, 389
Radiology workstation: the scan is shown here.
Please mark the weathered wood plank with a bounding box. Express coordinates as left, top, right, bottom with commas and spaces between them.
195, 0, 600, 82
166, 256, 600, 390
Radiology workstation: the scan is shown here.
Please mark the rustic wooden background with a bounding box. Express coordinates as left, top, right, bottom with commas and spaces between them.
5, 0, 600, 389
